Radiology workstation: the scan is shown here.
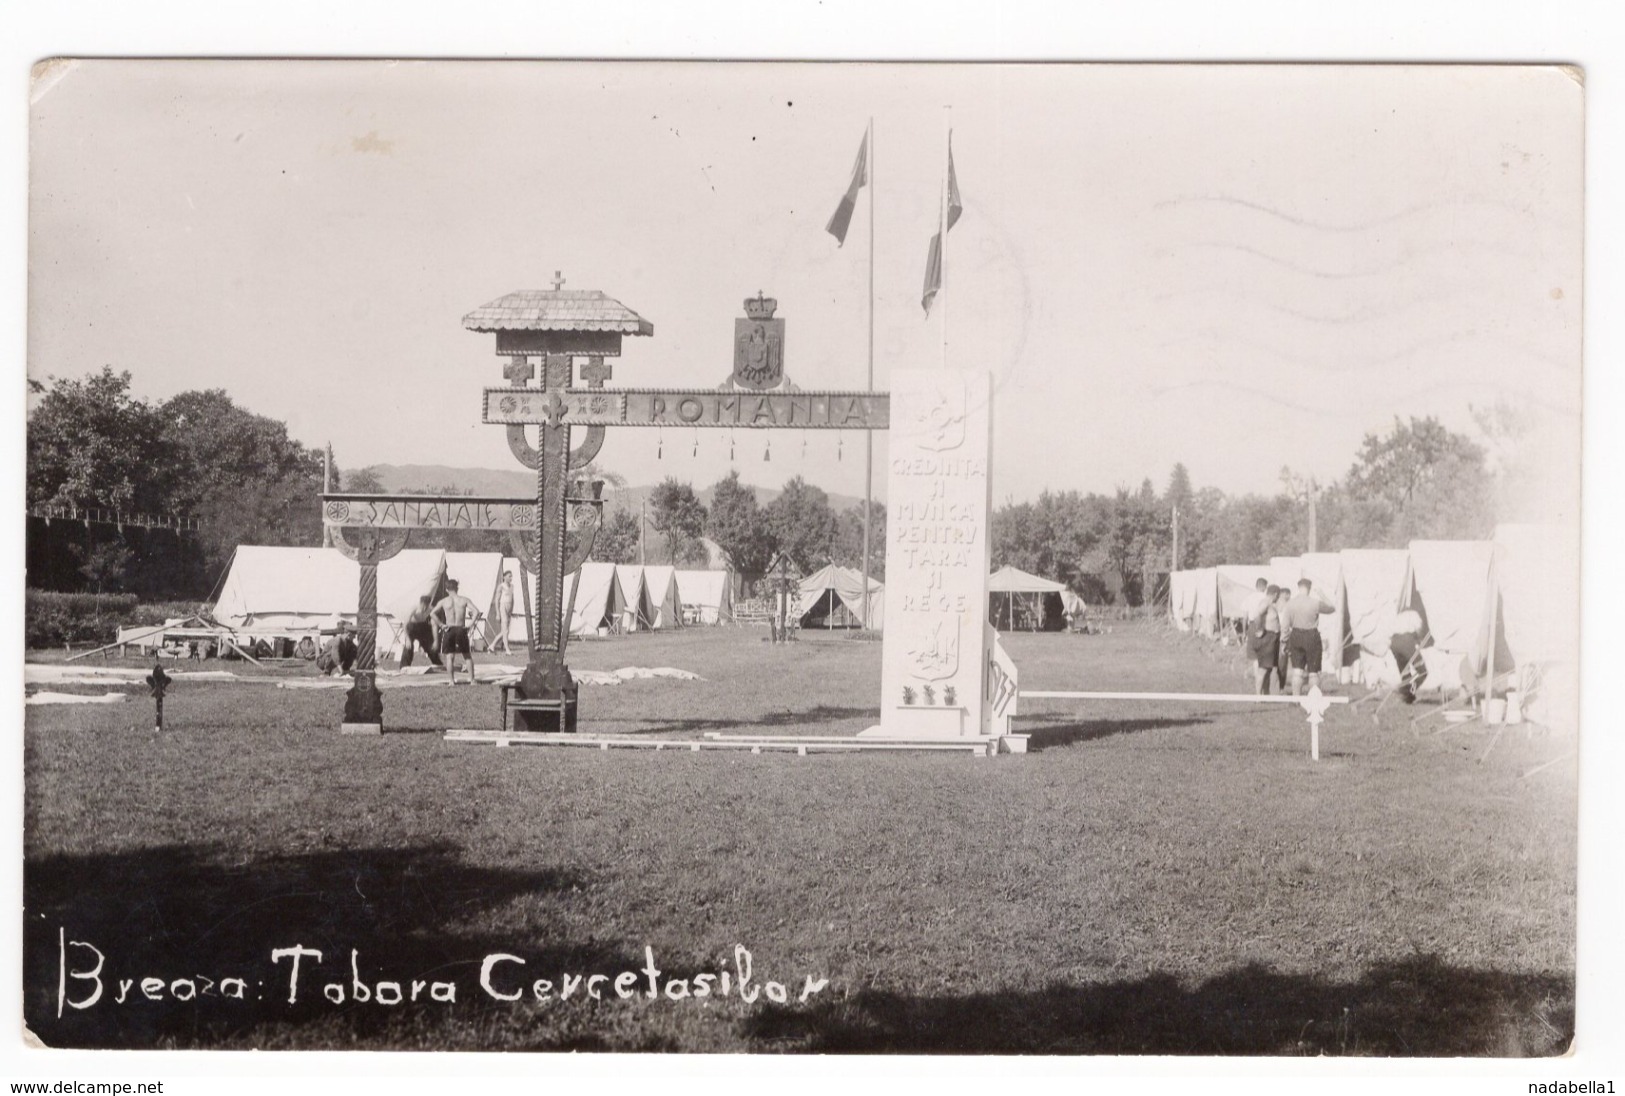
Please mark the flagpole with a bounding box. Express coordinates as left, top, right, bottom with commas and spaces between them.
861, 116, 875, 632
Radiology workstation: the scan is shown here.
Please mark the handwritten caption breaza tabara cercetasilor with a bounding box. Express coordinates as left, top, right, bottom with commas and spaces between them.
56, 932, 829, 1014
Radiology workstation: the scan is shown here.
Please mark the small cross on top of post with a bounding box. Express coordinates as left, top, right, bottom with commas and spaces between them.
552, 271, 566, 291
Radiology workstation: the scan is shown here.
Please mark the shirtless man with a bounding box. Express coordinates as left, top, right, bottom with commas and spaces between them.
1283, 578, 1335, 695
432, 579, 479, 685
1247, 578, 1277, 694
493, 571, 515, 655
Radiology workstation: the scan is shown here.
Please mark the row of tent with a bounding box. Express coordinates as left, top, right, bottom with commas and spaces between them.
1168, 524, 1578, 726
211, 549, 1097, 652
211, 547, 736, 657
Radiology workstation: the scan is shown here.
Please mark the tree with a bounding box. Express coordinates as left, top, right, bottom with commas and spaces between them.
705, 471, 776, 576
69, 540, 134, 595
343, 466, 386, 493
647, 477, 708, 565
158, 388, 327, 571
1344, 416, 1493, 541
27, 367, 175, 513
1164, 463, 1194, 519
833, 502, 886, 580
592, 509, 642, 564
763, 476, 837, 572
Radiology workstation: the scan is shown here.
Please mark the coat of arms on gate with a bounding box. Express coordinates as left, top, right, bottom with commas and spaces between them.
732, 294, 786, 391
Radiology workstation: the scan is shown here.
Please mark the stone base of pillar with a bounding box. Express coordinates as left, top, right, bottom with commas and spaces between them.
341, 722, 383, 736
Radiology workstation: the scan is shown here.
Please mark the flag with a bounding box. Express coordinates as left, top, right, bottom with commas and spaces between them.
825, 132, 869, 246
922, 133, 964, 315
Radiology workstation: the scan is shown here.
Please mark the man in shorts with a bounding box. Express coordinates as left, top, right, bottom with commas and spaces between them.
432, 579, 479, 685
1273, 585, 1292, 692
1283, 578, 1335, 695
1248, 579, 1280, 694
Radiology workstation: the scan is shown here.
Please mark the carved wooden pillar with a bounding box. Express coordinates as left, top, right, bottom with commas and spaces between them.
333, 526, 408, 734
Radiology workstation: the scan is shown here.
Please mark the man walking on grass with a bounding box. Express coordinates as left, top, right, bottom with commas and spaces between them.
432, 578, 479, 686
1247, 577, 1278, 695
1284, 578, 1335, 696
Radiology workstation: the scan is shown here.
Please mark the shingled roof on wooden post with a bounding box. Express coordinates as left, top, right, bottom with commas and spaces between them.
464, 288, 653, 359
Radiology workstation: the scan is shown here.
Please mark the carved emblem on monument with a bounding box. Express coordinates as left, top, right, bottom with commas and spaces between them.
909, 373, 967, 452
904, 614, 961, 682
732, 294, 785, 391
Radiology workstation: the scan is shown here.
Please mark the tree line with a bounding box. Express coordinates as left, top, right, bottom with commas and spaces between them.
28, 366, 1531, 605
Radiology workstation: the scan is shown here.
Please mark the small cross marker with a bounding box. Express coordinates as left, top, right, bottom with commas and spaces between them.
552, 271, 566, 291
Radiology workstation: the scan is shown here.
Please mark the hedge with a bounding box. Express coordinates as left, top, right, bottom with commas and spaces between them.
24, 591, 209, 649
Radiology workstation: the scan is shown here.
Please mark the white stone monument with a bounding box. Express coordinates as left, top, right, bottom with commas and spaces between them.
863, 369, 1005, 741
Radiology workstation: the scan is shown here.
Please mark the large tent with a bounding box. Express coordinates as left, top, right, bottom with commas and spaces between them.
562, 561, 625, 636
987, 565, 1069, 631
1488, 523, 1579, 730
1401, 540, 1495, 657
212, 545, 447, 657
798, 564, 884, 630
673, 570, 734, 625
1169, 567, 1220, 636
640, 565, 683, 629
1338, 548, 1411, 685
612, 565, 659, 632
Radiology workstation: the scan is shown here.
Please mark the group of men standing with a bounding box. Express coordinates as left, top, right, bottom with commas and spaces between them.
320, 569, 520, 685
1248, 576, 1334, 696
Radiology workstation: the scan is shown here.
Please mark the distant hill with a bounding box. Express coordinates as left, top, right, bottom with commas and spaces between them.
360, 464, 868, 513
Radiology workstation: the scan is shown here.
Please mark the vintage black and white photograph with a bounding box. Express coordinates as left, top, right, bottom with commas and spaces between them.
21, 59, 1584, 1059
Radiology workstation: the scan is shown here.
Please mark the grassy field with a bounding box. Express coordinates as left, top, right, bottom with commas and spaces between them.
23, 622, 1576, 1054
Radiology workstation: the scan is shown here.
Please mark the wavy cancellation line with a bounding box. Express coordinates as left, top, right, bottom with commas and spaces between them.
1148, 377, 1578, 419
1152, 194, 1537, 234
1148, 284, 1471, 325
1154, 237, 1535, 281
1155, 328, 1577, 374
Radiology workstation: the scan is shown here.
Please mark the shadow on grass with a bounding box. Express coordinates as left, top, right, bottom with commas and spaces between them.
1019, 715, 1214, 751
23, 842, 690, 1050
743, 956, 1573, 1056
616, 705, 879, 737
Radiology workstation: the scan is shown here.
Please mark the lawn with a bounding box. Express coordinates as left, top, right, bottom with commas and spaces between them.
22, 622, 1577, 1054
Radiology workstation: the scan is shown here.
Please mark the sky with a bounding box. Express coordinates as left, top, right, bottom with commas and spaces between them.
28, 61, 1583, 512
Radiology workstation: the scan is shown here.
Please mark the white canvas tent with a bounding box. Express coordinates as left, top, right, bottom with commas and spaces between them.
1268, 556, 1303, 590
674, 569, 734, 625
987, 565, 1069, 631
640, 565, 683, 629
799, 564, 884, 630
1338, 548, 1410, 686
1169, 567, 1220, 636
1402, 540, 1495, 657
1488, 523, 1579, 730
212, 545, 447, 657
563, 561, 624, 636
612, 565, 659, 632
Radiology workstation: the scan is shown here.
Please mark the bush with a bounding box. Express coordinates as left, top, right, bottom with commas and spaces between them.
26, 590, 140, 649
